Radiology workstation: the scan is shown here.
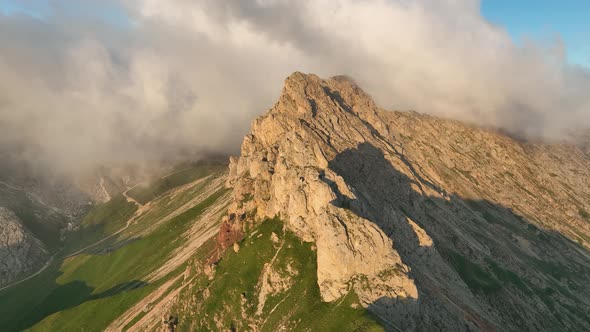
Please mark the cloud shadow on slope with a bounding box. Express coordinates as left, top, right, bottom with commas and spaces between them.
16, 276, 147, 331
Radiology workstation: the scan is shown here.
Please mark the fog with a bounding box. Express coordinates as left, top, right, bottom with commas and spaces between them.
1, 0, 589, 177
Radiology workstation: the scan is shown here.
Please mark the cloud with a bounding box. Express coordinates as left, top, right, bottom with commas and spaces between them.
0, 0, 589, 177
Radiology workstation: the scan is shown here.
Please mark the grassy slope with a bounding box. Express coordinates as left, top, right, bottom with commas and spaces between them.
62, 194, 138, 255
58, 188, 228, 294
121, 173, 219, 239
2, 164, 381, 331
0, 165, 228, 332
128, 165, 226, 205
173, 218, 383, 332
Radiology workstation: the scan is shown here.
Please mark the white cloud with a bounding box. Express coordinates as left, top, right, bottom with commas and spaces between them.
0, 0, 589, 176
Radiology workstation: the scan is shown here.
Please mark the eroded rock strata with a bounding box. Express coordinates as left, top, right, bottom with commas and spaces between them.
223, 72, 590, 331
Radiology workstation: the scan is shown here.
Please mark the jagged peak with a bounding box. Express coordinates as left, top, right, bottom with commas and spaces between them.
283, 72, 360, 91
284, 71, 320, 85
277, 72, 376, 118
226, 70, 590, 331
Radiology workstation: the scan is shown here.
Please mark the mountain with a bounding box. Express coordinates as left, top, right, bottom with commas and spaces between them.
0, 207, 48, 287
0, 159, 96, 287
0, 162, 230, 331
0, 160, 183, 287
1, 73, 589, 331
214, 72, 590, 331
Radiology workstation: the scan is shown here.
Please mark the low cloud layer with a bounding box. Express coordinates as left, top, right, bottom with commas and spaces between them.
1, 0, 589, 176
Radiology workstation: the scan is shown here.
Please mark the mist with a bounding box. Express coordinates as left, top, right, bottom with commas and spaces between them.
1, 0, 589, 178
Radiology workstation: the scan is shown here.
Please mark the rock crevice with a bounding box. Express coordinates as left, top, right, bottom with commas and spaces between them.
225, 72, 590, 331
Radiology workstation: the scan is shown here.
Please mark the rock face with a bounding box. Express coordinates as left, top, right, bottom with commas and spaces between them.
0, 207, 47, 287
226, 72, 590, 331
228, 74, 419, 313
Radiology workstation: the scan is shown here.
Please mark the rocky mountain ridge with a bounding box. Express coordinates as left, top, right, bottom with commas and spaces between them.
223, 72, 590, 331
2, 72, 590, 331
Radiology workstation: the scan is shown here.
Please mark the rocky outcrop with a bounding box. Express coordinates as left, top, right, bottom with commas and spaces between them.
228, 73, 418, 310
225, 72, 590, 330
0, 207, 47, 287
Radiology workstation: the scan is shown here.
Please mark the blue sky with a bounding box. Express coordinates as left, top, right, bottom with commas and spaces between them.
0, 0, 588, 68
481, 0, 589, 68
0, 0, 129, 27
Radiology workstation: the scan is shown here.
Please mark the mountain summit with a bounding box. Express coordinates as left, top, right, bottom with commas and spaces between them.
222, 72, 590, 330
2, 73, 590, 331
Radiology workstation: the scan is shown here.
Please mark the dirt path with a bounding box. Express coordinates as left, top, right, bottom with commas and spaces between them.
0, 175, 215, 292
66, 184, 148, 258
121, 166, 194, 208
0, 254, 54, 292
0, 169, 224, 300
82, 173, 184, 258
70, 173, 223, 259
106, 178, 230, 331
123, 185, 142, 207
133, 175, 222, 238
158, 167, 193, 180
65, 221, 132, 258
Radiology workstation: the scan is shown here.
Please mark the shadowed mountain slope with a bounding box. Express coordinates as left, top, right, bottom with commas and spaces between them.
222, 72, 590, 331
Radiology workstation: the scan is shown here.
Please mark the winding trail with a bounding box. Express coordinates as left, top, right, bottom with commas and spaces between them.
1, 187, 148, 292
68, 169, 202, 258
0, 168, 214, 293
0, 183, 142, 292
0, 255, 54, 292
65, 222, 132, 258
122, 185, 142, 207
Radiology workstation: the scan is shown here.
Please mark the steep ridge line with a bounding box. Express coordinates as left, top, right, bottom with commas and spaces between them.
223, 72, 590, 331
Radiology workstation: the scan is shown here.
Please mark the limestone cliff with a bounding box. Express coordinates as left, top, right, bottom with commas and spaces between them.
0, 207, 47, 287
225, 72, 590, 331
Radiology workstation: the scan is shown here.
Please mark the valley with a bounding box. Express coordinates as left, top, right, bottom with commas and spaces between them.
0, 164, 230, 331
